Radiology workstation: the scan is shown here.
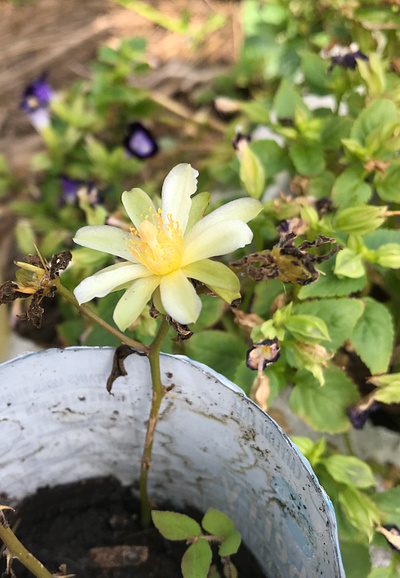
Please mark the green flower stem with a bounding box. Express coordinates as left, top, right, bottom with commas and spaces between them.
57, 283, 148, 354
0, 513, 53, 578
139, 316, 170, 529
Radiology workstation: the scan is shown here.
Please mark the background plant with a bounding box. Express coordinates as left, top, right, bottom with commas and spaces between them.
2, 0, 400, 576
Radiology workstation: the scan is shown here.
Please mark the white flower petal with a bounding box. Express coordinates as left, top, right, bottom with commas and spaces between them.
183, 197, 262, 247
181, 259, 240, 293
74, 262, 151, 304
113, 276, 161, 331
160, 269, 202, 324
161, 163, 199, 234
122, 188, 156, 229
181, 220, 253, 266
73, 225, 137, 262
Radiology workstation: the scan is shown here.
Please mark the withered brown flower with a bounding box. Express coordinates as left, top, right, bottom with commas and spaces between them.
0, 250, 72, 328
231, 232, 342, 286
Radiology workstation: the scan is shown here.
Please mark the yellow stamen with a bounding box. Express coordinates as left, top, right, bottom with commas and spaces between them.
127, 208, 184, 275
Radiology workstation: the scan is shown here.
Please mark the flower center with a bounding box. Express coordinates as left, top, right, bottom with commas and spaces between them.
127, 208, 184, 275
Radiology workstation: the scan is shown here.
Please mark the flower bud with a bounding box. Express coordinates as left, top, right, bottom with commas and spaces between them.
335, 205, 387, 236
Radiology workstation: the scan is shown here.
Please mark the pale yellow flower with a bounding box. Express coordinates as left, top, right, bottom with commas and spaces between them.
73, 164, 262, 330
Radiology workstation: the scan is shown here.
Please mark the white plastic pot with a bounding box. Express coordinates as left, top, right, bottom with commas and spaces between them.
0, 347, 344, 577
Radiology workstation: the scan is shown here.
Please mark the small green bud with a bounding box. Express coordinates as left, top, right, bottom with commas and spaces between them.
240, 146, 265, 199
284, 314, 330, 344
334, 248, 365, 278
374, 243, 400, 269
335, 204, 387, 236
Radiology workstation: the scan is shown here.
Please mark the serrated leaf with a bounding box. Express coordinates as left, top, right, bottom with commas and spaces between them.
290, 368, 359, 433
322, 455, 375, 488
338, 487, 380, 542
375, 164, 400, 203
364, 229, 400, 250
181, 540, 212, 578
219, 531, 241, 557
332, 167, 372, 210
185, 331, 247, 382
294, 298, 364, 352
249, 140, 288, 180
298, 260, 367, 299
350, 298, 394, 374
289, 142, 325, 176
152, 511, 201, 540
351, 99, 398, 147
202, 509, 234, 537
273, 79, 308, 120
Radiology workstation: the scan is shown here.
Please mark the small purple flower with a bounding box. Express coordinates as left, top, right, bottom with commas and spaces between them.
60, 177, 100, 207
20, 75, 54, 131
60, 176, 82, 205
376, 525, 400, 554
328, 50, 368, 72
246, 338, 280, 371
124, 122, 158, 159
347, 398, 380, 429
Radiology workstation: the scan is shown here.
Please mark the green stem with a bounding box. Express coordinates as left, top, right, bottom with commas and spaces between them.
57, 283, 148, 354
342, 432, 355, 456
139, 316, 170, 529
0, 513, 53, 578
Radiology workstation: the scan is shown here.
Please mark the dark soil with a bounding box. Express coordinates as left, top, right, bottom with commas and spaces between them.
0, 477, 265, 578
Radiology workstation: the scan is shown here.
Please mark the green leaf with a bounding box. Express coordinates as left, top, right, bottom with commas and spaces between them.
375, 164, 400, 203
191, 295, 224, 333
240, 146, 266, 198
364, 229, 400, 250
340, 541, 371, 578
273, 79, 308, 120
249, 140, 288, 180
289, 142, 325, 176
300, 51, 330, 93
332, 167, 372, 210
294, 298, 364, 352
185, 331, 247, 383
151, 511, 201, 540
284, 314, 330, 343
367, 566, 400, 578
350, 298, 394, 374
338, 487, 380, 542
334, 248, 365, 279
322, 455, 375, 488
372, 485, 400, 527
290, 368, 359, 433
202, 509, 234, 537
308, 171, 335, 199
219, 531, 241, 557
320, 117, 352, 150
298, 260, 367, 299
181, 540, 212, 578
351, 99, 398, 147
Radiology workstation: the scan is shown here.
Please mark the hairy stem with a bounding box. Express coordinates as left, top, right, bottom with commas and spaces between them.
0, 513, 53, 578
139, 316, 170, 528
57, 284, 148, 354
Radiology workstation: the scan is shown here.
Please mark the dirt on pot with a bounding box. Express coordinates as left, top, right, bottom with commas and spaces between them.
0, 476, 265, 578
